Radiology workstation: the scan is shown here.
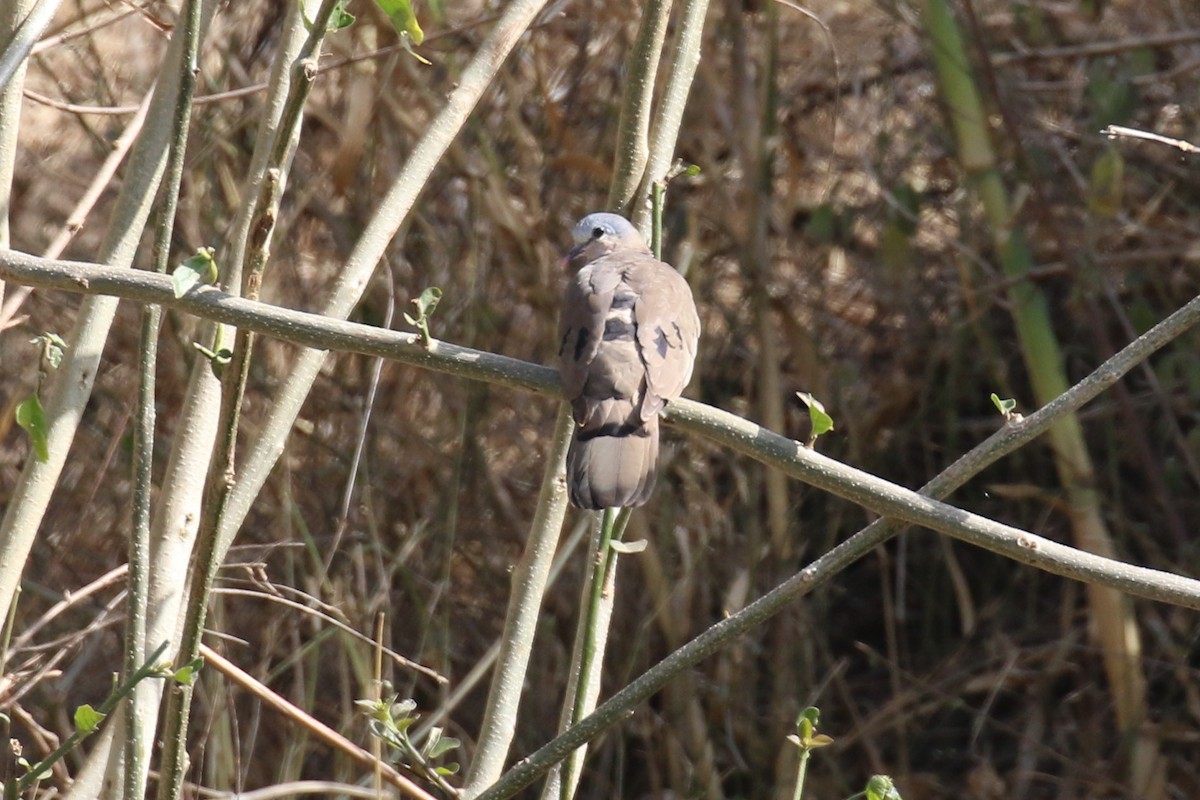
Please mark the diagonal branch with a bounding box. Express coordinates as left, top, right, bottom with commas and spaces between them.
4, 248, 1200, 612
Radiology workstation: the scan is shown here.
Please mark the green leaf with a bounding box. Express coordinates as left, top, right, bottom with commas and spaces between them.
796, 392, 834, 438
173, 658, 205, 686
374, 0, 424, 43
193, 342, 233, 367
415, 286, 442, 317
426, 734, 460, 760
390, 698, 418, 718
809, 733, 834, 748
435, 762, 460, 776
405, 287, 442, 345
990, 393, 1017, 419
330, 0, 356, 30
865, 774, 902, 800
32, 332, 67, 368
369, 718, 405, 750
15, 395, 50, 462
667, 161, 701, 180
797, 718, 812, 741
73, 704, 105, 735
172, 247, 218, 298
303, 0, 355, 32
609, 539, 648, 554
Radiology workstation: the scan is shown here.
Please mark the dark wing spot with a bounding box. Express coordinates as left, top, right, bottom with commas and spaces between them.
610, 292, 636, 309
655, 326, 669, 358
572, 328, 592, 361
578, 422, 646, 441
604, 317, 635, 341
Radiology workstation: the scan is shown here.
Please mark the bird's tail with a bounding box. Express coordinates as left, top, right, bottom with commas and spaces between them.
567, 415, 659, 510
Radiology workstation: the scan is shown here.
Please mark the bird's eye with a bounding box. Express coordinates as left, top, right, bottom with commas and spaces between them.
591, 227, 604, 239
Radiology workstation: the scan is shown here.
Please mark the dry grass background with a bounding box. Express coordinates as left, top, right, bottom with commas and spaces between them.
2, 0, 1200, 797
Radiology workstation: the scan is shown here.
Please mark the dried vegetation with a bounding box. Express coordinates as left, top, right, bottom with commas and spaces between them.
2, 0, 1200, 797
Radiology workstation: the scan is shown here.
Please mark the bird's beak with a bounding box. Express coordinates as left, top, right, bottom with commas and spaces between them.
564, 243, 585, 266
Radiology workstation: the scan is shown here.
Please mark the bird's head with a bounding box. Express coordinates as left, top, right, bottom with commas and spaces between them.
566, 212, 648, 267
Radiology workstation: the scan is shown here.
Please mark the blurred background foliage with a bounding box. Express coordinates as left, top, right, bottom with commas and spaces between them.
1, 0, 1199, 796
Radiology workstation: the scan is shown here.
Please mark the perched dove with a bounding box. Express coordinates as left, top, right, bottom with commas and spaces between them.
558, 212, 700, 509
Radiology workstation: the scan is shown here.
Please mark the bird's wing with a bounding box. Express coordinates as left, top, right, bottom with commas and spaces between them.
558, 260, 621, 405
628, 257, 700, 418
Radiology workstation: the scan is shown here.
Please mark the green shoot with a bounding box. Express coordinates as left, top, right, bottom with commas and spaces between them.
358, 686, 460, 793
171, 246, 218, 298
786, 706, 833, 800
796, 392, 835, 447
404, 286, 443, 348
989, 392, 1021, 422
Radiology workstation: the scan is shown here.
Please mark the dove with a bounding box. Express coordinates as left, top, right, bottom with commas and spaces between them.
557, 213, 700, 509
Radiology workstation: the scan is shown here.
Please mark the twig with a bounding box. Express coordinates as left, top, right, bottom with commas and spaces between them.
461, 409, 574, 797
213, 586, 444, 683
1101, 124, 1200, 154
126, 0, 204, 795
198, 644, 438, 800
995, 29, 1200, 65
632, 0, 713, 233
4, 251, 1200, 609
555, 507, 632, 800
0, 0, 65, 92
607, 0, 674, 213
327, 261, 398, 574
16, 641, 170, 792
155, 2, 346, 796
217, 0, 553, 588
9, 251, 1200, 795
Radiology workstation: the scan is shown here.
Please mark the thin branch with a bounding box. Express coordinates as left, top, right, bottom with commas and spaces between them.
0, 0, 218, 653
9, 249, 1200, 797
0, 0, 64, 92
155, 0, 344, 792
217, 0, 552, 582
126, 0, 204, 794
326, 264, 397, 571
607, 0, 674, 213
461, 408, 574, 797
15, 641, 169, 792
994, 29, 1200, 65
1102, 124, 1200, 154
198, 644, 438, 800
631, 0, 712, 232
5, 250, 1200, 612
212, 587, 444, 684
